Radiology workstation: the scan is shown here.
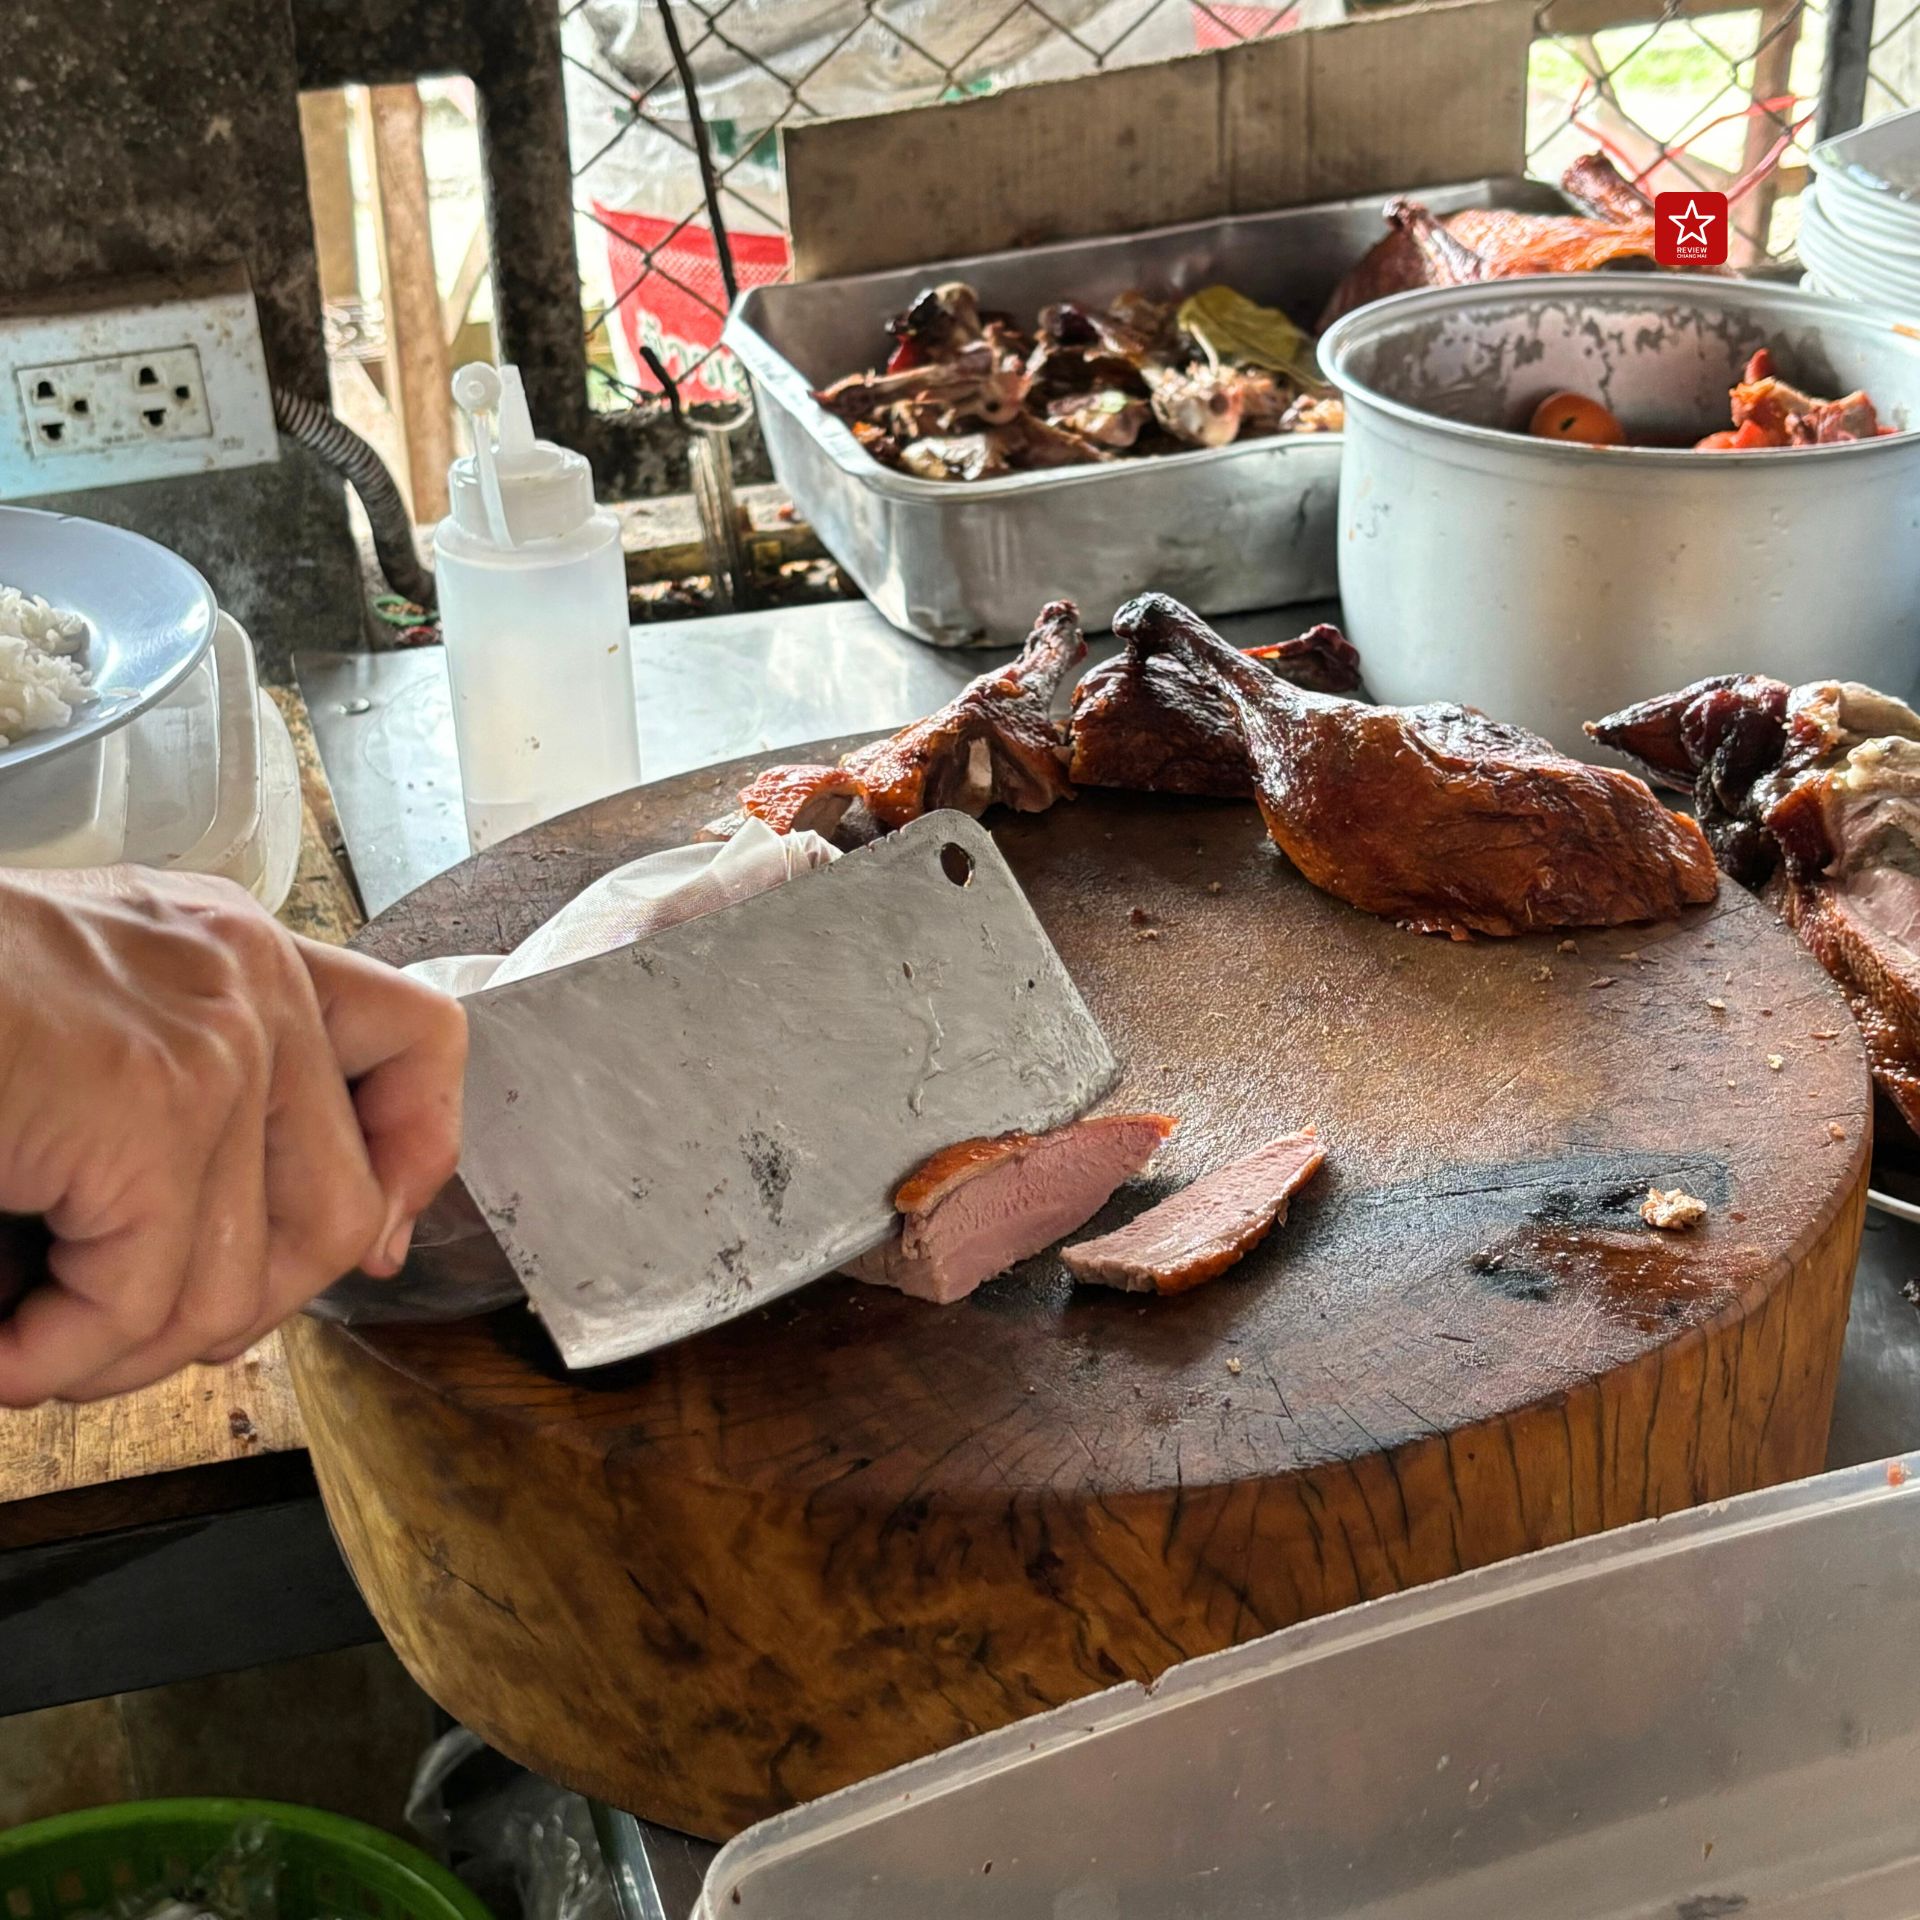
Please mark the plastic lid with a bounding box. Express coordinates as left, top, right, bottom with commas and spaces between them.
447, 363, 596, 548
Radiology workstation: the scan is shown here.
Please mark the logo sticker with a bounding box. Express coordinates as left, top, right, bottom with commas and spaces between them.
1655, 192, 1730, 267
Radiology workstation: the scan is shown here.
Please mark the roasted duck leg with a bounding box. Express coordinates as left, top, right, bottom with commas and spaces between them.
849, 598, 1082, 824
1389, 198, 1491, 288
1067, 624, 1360, 799
1115, 594, 1718, 937
710, 600, 1086, 843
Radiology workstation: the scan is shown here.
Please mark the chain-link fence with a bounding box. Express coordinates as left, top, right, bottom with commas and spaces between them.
557, 0, 1919, 408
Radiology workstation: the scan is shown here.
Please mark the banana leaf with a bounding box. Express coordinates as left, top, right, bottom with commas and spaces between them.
1176, 285, 1327, 393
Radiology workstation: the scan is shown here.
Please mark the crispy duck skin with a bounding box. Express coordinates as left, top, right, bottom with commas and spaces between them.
1116, 594, 1718, 937
734, 764, 865, 838
1318, 153, 1665, 330
1592, 675, 1920, 1133
1067, 624, 1362, 799
709, 600, 1085, 842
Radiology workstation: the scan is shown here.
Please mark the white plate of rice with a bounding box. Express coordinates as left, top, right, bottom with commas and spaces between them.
0, 504, 218, 775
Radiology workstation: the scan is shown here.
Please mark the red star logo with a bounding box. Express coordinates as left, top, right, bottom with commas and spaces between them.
1654, 191, 1730, 267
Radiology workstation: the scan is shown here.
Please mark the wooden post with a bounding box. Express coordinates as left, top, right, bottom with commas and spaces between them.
298, 89, 359, 306
1733, 1, 1804, 267
367, 83, 453, 524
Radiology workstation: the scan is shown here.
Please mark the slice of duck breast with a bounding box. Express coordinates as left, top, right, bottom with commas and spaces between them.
844, 1112, 1178, 1305
1062, 1128, 1324, 1295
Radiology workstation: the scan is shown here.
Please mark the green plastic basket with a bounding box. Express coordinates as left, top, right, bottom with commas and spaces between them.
0, 1801, 491, 1920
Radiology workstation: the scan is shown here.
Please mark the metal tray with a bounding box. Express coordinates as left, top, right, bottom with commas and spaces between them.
697, 1454, 1920, 1917
725, 176, 1566, 647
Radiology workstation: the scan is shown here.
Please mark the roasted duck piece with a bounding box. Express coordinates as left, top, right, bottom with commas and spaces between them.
845, 1112, 1177, 1304
709, 600, 1086, 843
1591, 676, 1920, 1131
1712, 348, 1888, 448
1561, 151, 1655, 223
1318, 152, 1666, 330
885, 281, 987, 362
1114, 593, 1718, 937
1062, 1128, 1324, 1294
1067, 623, 1362, 799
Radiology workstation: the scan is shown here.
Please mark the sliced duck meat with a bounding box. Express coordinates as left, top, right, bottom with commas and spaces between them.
845, 1111, 1177, 1305
1062, 1128, 1325, 1295
1066, 624, 1362, 800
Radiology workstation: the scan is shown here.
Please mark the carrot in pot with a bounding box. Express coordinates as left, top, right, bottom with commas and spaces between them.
1528, 390, 1626, 446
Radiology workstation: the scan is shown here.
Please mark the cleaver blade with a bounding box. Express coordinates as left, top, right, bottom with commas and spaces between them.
456, 810, 1117, 1368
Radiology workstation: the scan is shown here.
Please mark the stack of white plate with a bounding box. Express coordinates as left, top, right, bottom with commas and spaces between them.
1800, 105, 1920, 317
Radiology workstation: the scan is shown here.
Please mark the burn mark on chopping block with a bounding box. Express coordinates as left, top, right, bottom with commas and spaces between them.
1291, 1148, 1735, 1320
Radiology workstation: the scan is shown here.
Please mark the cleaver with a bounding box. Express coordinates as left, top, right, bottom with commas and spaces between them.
352, 811, 1116, 1369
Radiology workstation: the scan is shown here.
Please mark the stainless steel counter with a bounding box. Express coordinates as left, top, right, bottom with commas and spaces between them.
298, 596, 1920, 1920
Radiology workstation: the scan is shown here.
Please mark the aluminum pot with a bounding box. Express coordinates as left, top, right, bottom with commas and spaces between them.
1318, 275, 1920, 753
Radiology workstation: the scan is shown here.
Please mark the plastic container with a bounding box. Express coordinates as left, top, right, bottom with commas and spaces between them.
127, 612, 252, 870
434, 362, 641, 851
0, 1798, 490, 1920
697, 1454, 1920, 1918
0, 726, 130, 866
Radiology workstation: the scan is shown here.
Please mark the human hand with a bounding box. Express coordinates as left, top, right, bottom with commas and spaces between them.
0, 866, 465, 1404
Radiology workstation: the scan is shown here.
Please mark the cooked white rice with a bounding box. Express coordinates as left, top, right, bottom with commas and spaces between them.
0, 584, 90, 749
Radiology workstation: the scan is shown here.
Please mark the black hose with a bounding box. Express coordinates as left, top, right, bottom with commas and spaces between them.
271, 384, 438, 612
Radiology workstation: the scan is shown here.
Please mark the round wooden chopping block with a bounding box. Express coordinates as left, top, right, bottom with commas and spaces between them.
288, 742, 1871, 1839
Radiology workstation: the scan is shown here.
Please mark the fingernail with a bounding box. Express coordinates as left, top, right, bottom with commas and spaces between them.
384, 1219, 415, 1273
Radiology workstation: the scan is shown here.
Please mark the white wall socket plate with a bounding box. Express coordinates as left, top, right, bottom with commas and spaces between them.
0, 263, 279, 498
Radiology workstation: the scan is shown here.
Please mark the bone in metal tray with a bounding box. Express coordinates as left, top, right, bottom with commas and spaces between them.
725, 176, 1569, 648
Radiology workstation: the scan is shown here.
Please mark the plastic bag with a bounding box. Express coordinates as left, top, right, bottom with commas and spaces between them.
406, 1728, 617, 1920
307, 819, 838, 1327
403, 816, 839, 996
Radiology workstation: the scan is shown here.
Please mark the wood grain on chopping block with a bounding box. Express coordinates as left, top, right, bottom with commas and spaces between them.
287, 742, 1871, 1839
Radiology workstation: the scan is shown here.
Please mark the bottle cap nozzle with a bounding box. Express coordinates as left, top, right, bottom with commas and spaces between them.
446, 360, 594, 550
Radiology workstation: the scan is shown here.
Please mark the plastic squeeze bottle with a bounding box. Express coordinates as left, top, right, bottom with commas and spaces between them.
435, 362, 642, 851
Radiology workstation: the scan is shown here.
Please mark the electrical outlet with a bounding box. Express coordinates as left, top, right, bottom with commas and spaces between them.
0, 266, 278, 497
18, 347, 213, 457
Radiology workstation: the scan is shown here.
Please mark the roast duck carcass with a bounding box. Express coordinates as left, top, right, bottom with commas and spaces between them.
710, 590, 1717, 941
1319, 152, 1676, 331
1591, 677, 1920, 1132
